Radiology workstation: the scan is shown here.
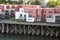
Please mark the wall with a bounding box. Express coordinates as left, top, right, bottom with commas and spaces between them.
24, 8, 36, 21
43, 8, 54, 22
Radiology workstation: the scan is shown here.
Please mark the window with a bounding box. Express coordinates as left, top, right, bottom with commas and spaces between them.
43, 10, 46, 13
43, 15, 46, 18
5, 10, 9, 19
55, 11, 59, 13
10, 10, 14, 14
37, 15, 40, 19
6, 6, 10, 9
5, 10, 9, 15
20, 14, 22, 17
10, 10, 15, 17
24, 15, 26, 17
47, 15, 52, 18
21, 10, 24, 13
11, 6, 15, 8
56, 16, 60, 20
29, 14, 33, 17
48, 11, 52, 13
37, 15, 40, 21
16, 8, 19, 12
29, 11, 32, 13
24, 15, 26, 20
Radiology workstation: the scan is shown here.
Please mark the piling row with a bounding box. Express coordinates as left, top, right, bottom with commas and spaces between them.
0, 23, 60, 37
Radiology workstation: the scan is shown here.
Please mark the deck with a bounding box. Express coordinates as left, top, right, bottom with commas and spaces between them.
0, 20, 60, 37
0, 20, 60, 27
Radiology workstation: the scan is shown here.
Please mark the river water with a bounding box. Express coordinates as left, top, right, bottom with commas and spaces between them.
0, 33, 60, 40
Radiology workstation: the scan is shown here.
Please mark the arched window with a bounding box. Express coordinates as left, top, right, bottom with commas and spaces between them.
11, 5, 15, 8
10, 10, 14, 15
6, 5, 10, 9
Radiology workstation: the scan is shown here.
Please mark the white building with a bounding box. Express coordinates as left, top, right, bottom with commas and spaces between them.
15, 8, 34, 22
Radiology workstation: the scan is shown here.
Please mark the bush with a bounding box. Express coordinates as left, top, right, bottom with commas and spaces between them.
46, 1, 57, 7
31, 0, 40, 5
12, 19, 26, 22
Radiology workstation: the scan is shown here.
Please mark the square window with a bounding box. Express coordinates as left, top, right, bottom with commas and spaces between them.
48, 11, 52, 13
47, 16, 52, 18
20, 14, 22, 17
37, 15, 40, 19
24, 15, 26, 17
55, 11, 59, 13
43, 11, 46, 13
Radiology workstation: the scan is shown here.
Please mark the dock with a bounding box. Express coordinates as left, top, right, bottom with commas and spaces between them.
0, 20, 60, 37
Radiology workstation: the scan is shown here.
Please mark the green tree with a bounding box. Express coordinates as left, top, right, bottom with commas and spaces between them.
31, 0, 40, 5
0, 0, 6, 4
46, 1, 57, 7
18, 0, 23, 4
10, 1, 18, 4
57, 2, 60, 6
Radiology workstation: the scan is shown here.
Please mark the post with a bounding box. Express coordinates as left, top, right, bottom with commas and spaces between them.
23, 25, 26, 35
6, 24, 9, 33
55, 28, 59, 37
19, 25, 23, 34
2, 24, 4, 33
41, 26, 44, 36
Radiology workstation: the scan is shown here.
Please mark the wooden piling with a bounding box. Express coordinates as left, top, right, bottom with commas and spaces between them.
2, 24, 4, 33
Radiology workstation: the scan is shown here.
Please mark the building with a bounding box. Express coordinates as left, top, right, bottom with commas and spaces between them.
0, 4, 60, 23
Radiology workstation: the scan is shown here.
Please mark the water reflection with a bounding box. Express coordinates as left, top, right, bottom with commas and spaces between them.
0, 33, 60, 40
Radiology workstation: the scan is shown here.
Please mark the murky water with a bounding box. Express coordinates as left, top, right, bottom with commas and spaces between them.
0, 33, 60, 40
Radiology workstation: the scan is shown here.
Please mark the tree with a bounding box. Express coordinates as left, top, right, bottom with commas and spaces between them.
31, 0, 40, 5
7, 0, 11, 4
0, 0, 6, 4
18, 0, 23, 4
46, 1, 57, 7
57, 2, 60, 6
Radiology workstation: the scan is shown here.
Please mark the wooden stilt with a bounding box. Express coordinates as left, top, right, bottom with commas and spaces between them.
6, 24, 9, 33
27, 25, 32, 35
2, 24, 4, 33
19, 25, 23, 34
55, 28, 59, 37
41, 26, 44, 36
23, 25, 27, 35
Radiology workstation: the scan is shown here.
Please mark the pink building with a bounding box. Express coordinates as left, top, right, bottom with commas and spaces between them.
0, 4, 60, 23
36, 8, 42, 21
54, 7, 60, 23
0, 5, 4, 12
24, 8, 37, 21
18, 5, 60, 22
43, 8, 55, 22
